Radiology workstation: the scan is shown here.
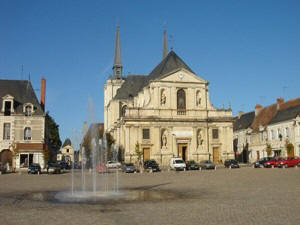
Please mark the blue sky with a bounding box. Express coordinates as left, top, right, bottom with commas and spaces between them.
1, 0, 299, 143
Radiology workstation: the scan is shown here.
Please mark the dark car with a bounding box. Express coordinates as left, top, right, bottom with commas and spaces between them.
47, 162, 61, 174
186, 160, 200, 170
253, 157, 273, 168
0, 162, 6, 174
143, 160, 160, 172
199, 160, 216, 170
59, 161, 71, 170
224, 159, 240, 168
121, 163, 137, 173
27, 163, 41, 174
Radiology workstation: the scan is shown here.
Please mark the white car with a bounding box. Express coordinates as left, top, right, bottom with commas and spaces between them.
170, 157, 186, 171
106, 161, 121, 168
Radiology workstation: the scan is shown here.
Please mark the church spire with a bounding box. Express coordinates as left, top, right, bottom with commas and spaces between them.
162, 28, 168, 59
113, 26, 122, 78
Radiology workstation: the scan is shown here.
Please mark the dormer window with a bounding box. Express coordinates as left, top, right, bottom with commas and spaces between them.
25, 105, 32, 116
2, 95, 14, 116
23, 103, 34, 116
4, 101, 12, 116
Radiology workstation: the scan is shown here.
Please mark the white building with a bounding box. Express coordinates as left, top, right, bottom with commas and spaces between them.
0, 79, 47, 170
234, 98, 300, 162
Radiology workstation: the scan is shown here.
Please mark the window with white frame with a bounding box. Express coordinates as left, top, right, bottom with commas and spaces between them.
286, 127, 290, 138
24, 127, 32, 140
3, 123, 10, 140
271, 130, 275, 140
260, 132, 264, 142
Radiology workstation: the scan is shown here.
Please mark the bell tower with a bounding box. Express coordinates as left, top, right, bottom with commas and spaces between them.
104, 26, 125, 130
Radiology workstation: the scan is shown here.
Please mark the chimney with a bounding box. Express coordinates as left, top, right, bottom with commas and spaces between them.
276, 97, 284, 110
40, 77, 46, 111
255, 104, 263, 116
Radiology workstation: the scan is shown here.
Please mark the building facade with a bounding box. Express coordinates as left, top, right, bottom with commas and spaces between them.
57, 138, 74, 163
0, 79, 47, 170
234, 98, 300, 162
104, 28, 234, 166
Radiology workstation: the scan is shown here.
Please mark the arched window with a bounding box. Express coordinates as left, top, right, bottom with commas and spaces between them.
121, 105, 127, 117
24, 127, 32, 140
177, 89, 186, 115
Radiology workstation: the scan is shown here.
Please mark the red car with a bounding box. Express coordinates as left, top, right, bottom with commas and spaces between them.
96, 162, 108, 173
263, 159, 282, 168
277, 157, 300, 168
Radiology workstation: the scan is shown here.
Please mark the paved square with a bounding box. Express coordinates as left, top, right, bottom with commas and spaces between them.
0, 167, 300, 225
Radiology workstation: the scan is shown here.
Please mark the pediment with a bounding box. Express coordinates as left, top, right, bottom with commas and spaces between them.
2, 94, 14, 100
159, 68, 207, 84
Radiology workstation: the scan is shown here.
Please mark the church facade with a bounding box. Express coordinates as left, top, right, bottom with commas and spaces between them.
104, 28, 234, 166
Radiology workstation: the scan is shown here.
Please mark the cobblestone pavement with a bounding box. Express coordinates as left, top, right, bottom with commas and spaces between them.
0, 167, 300, 225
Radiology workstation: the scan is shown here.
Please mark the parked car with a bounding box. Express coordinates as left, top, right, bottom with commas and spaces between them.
199, 160, 216, 170
96, 162, 108, 173
122, 163, 137, 173
47, 162, 61, 174
186, 160, 200, 170
253, 157, 273, 168
170, 157, 186, 171
224, 159, 240, 168
106, 161, 121, 169
59, 161, 71, 170
263, 158, 282, 168
0, 162, 6, 174
143, 160, 160, 172
27, 163, 41, 174
277, 157, 300, 168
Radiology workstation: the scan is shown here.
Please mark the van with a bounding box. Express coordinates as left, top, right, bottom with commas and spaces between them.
170, 157, 186, 171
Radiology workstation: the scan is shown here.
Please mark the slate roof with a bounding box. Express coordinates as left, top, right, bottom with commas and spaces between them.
62, 138, 72, 148
233, 111, 255, 131
269, 104, 300, 125
148, 50, 194, 80
114, 75, 148, 100
0, 79, 44, 115
113, 50, 194, 100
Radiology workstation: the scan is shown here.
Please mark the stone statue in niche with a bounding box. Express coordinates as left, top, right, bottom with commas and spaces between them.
162, 131, 167, 147
196, 91, 201, 106
161, 91, 166, 106
197, 129, 203, 147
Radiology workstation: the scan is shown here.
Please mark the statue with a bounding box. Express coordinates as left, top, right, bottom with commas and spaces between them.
161, 92, 166, 105
196, 92, 201, 106
162, 132, 167, 147
197, 129, 203, 147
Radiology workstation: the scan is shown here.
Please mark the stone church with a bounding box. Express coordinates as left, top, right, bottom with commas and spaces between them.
104, 27, 234, 166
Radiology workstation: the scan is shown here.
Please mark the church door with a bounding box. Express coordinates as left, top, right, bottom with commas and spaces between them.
143, 148, 150, 162
213, 147, 219, 163
178, 144, 188, 161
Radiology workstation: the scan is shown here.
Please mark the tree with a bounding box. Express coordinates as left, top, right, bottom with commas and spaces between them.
45, 112, 62, 163
285, 140, 294, 157
135, 142, 143, 172
266, 143, 272, 157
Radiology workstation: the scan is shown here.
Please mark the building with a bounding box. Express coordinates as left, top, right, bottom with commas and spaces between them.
57, 138, 74, 163
104, 28, 234, 166
234, 98, 300, 162
0, 79, 47, 171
